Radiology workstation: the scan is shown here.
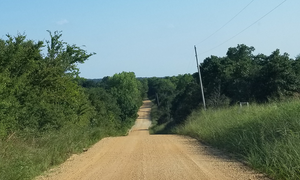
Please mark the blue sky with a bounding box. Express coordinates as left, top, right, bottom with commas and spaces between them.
1, 0, 299, 78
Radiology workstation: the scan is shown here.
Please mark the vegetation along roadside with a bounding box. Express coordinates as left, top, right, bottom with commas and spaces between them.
1, 30, 300, 180
0, 32, 146, 180
149, 44, 300, 180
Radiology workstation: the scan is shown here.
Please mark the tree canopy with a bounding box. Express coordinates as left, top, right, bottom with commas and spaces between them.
148, 44, 300, 127
0, 32, 144, 139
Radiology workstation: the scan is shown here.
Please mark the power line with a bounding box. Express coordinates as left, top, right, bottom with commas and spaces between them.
196, 0, 255, 45
186, 1, 254, 74
199, 0, 287, 55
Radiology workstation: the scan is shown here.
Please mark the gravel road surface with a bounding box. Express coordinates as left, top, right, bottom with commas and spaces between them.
36, 100, 269, 180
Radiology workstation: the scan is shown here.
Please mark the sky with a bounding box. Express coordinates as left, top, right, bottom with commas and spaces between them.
1, 0, 299, 78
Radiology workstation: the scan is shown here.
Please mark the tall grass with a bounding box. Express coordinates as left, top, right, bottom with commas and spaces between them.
176, 100, 300, 180
0, 125, 126, 180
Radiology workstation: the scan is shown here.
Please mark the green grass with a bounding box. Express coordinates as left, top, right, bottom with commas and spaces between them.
175, 100, 300, 180
0, 125, 126, 180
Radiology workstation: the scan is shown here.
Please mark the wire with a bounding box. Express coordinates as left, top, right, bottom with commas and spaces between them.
189, 1, 254, 73
199, 0, 287, 55
196, 0, 254, 45
188, 0, 254, 73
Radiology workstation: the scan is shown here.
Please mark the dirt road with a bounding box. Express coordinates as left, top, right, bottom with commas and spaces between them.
37, 100, 269, 180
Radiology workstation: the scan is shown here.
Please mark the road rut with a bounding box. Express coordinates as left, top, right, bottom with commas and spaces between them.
37, 100, 269, 180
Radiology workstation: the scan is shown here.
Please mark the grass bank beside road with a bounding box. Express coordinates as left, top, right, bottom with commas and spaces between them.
0, 125, 127, 180
175, 100, 300, 180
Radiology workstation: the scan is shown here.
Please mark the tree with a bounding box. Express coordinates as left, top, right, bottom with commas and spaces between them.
171, 81, 201, 124
84, 87, 122, 130
147, 77, 177, 124
255, 50, 298, 101
138, 78, 149, 99
0, 34, 44, 135
45, 30, 95, 77
225, 44, 257, 103
201, 55, 230, 107
292, 54, 300, 93
0, 32, 96, 137
175, 74, 194, 93
106, 72, 143, 124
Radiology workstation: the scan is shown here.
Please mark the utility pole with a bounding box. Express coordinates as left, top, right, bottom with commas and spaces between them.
194, 45, 206, 110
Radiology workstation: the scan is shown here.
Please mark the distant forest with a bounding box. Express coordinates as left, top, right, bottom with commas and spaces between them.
147, 44, 300, 125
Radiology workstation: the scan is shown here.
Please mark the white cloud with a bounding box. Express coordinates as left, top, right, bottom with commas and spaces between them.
57, 19, 69, 25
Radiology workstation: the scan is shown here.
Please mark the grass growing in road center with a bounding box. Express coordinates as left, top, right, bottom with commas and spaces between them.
176, 100, 300, 180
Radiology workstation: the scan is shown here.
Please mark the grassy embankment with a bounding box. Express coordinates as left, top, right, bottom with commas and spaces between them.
175, 100, 300, 180
0, 125, 127, 180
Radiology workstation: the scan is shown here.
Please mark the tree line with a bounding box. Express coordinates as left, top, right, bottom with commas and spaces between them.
0, 32, 145, 139
1, 31, 299, 136
148, 44, 300, 126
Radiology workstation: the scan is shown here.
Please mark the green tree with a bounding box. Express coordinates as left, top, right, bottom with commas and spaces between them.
175, 74, 194, 93
0, 34, 44, 136
106, 72, 143, 125
138, 78, 149, 99
255, 50, 298, 101
292, 54, 300, 94
225, 44, 257, 103
201, 56, 230, 107
147, 77, 177, 124
0, 32, 96, 137
84, 87, 122, 131
45, 30, 95, 77
171, 81, 201, 124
